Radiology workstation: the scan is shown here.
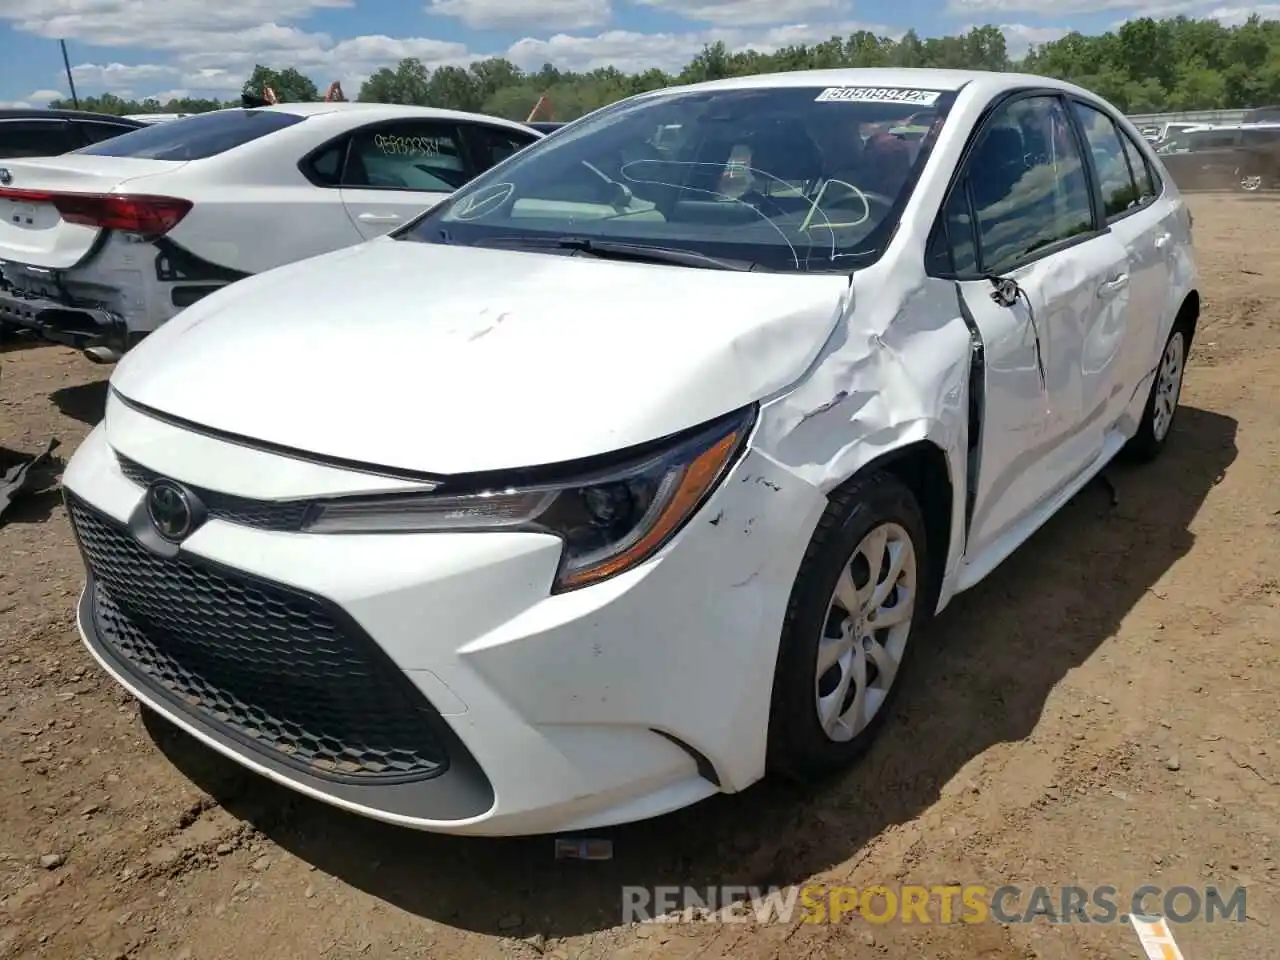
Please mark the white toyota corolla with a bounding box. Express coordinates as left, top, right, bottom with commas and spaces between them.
63, 67, 1198, 836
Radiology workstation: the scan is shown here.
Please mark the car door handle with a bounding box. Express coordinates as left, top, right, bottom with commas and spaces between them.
1098, 274, 1129, 297
357, 212, 401, 223
1154, 233, 1171, 249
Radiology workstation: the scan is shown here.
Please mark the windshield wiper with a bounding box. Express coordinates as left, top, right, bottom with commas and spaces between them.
473, 235, 754, 271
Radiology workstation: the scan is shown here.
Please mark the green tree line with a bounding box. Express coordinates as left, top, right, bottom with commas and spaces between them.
48, 16, 1280, 121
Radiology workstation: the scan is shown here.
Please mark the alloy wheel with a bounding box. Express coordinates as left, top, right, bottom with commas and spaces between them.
1152, 330, 1185, 443
814, 522, 917, 743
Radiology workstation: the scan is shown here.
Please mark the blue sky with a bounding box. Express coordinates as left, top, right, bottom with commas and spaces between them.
0, 0, 1272, 107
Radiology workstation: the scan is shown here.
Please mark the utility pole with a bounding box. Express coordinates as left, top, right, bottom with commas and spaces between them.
59, 39, 80, 109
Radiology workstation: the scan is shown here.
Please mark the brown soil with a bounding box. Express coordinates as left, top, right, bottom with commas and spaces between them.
1, 193, 1277, 960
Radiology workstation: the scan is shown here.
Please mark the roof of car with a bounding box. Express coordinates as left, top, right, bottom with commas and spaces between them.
255, 102, 538, 131
0, 108, 146, 125
649, 67, 1111, 101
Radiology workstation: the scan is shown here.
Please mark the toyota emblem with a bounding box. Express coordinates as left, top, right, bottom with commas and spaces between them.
145, 479, 195, 541
0, 169, 11, 186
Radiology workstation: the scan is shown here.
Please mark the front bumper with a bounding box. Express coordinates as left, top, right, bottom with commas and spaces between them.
63, 404, 826, 836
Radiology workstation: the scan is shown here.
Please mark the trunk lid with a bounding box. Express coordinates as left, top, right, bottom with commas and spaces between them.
0, 156, 186, 270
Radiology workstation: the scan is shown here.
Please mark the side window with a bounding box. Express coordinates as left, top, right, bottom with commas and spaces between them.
926, 180, 980, 277
1120, 133, 1158, 200
306, 139, 346, 186
74, 121, 136, 146
0, 120, 76, 158
1071, 102, 1139, 220
463, 124, 538, 173
943, 182, 980, 275
344, 122, 467, 193
966, 95, 1094, 275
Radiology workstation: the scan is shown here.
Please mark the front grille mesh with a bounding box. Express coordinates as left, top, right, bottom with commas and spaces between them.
115, 454, 311, 531
69, 499, 448, 782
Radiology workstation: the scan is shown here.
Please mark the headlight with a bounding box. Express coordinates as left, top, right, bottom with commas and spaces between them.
302, 406, 756, 592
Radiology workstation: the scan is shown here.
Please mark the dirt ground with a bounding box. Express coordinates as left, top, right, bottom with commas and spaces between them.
1, 193, 1277, 960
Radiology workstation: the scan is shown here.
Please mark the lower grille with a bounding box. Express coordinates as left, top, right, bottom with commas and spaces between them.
68, 498, 449, 783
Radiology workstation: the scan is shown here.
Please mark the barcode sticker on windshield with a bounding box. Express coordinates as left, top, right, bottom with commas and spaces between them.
815, 86, 941, 105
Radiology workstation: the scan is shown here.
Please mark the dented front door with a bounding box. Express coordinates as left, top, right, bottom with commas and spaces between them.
957, 231, 1130, 561
942, 92, 1133, 562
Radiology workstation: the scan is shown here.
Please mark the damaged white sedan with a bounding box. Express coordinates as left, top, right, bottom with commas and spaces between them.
62, 67, 1198, 837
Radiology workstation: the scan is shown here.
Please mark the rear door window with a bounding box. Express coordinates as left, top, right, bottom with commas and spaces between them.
74, 109, 304, 161
344, 121, 469, 192
0, 119, 78, 158
1071, 101, 1140, 220
1119, 131, 1158, 199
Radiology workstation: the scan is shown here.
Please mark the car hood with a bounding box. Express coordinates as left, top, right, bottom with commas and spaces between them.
111, 239, 850, 475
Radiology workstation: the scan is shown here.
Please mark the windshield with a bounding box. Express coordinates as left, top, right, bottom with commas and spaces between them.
397, 84, 957, 272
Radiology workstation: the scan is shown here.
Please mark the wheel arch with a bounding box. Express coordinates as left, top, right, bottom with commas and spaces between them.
1175, 289, 1200, 345
826, 440, 956, 616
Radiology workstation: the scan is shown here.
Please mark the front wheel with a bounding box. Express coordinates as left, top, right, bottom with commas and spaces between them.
1125, 323, 1188, 462
1240, 175, 1263, 192
767, 471, 929, 782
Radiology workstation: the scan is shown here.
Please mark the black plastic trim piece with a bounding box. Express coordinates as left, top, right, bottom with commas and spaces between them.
68, 493, 496, 822
651, 729, 721, 787
116, 452, 311, 532
952, 284, 986, 542
153, 236, 250, 284
171, 285, 222, 309
111, 388, 449, 485
112, 386, 758, 496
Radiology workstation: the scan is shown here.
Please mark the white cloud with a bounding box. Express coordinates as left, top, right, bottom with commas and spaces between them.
507, 19, 890, 73
8, 0, 1066, 106
957, 23, 1070, 56
1108, 2, 1280, 25
636, 0, 852, 25
950, 0, 1143, 11
0, 89, 66, 108
70, 62, 179, 86
1196, 2, 1280, 21
1, 1, 364, 95
4, 0, 896, 100
427, 0, 612, 30
1, 0, 354, 42
145, 89, 194, 103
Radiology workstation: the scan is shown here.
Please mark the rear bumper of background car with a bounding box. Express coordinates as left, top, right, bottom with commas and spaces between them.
0, 235, 225, 350
0, 283, 123, 348
62, 406, 827, 836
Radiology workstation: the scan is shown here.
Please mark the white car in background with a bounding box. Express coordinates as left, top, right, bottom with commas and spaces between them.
122, 113, 191, 125
64, 68, 1197, 836
0, 103, 542, 360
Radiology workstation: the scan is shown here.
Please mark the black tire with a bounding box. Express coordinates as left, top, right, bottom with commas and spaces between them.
1124, 320, 1190, 463
766, 470, 930, 783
